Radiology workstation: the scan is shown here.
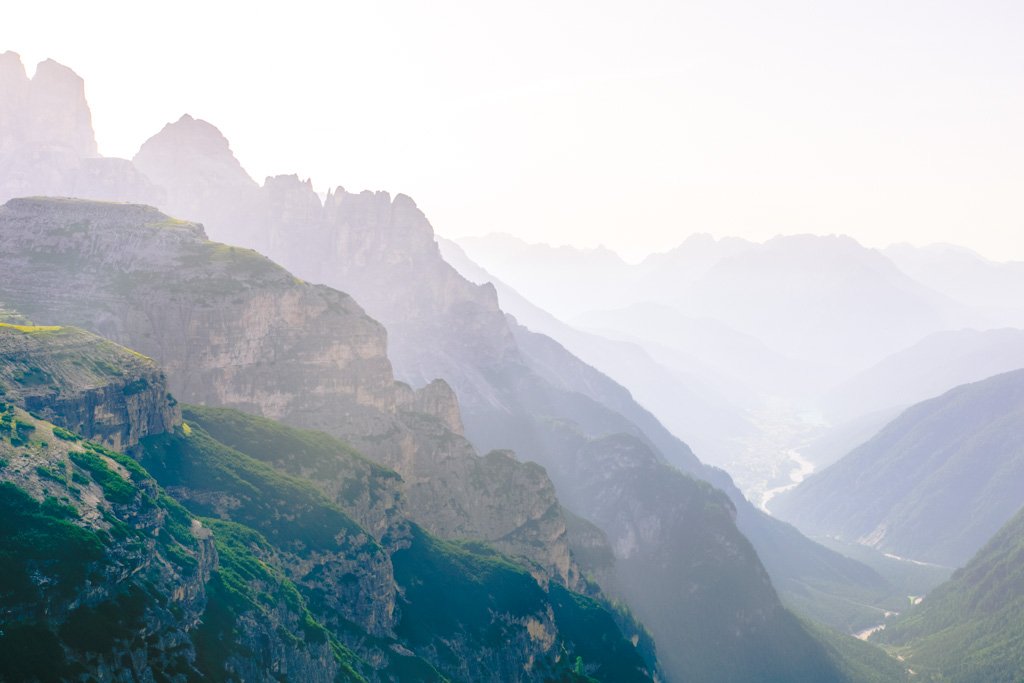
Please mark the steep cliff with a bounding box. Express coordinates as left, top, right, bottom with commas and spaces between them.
0, 326, 362, 682
0, 53, 95, 157
127, 120, 887, 681
0, 323, 178, 450
0, 322, 654, 683
0, 197, 589, 592
0, 58, 899, 680
0, 405, 215, 681
0, 52, 161, 206
39, 103, 881, 678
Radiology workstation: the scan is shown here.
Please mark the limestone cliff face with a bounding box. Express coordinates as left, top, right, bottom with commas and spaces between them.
0, 75, 858, 678
130, 158, 522, 406
0, 323, 178, 450
0, 301, 651, 683
0, 85, 589, 591
0, 197, 585, 590
0, 51, 30, 153
169, 405, 653, 683
25, 107, 827, 679
388, 403, 581, 588
0, 198, 397, 430
396, 378, 464, 435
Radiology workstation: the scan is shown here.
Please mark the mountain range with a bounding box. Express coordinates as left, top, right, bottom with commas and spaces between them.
0, 322, 651, 682
0, 51, 910, 682
8, 48, 1024, 682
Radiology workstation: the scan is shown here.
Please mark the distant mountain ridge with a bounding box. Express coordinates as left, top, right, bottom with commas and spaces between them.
456, 232, 990, 391
774, 369, 1024, 568
130, 134, 858, 680
0, 51, 914, 682
0, 194, 882, 682
437, 237, 758, 465
823, 327, 1024, 423
884, 242, 1024, 326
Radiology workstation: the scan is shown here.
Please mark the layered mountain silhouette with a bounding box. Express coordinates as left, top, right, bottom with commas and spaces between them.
823, 327, 1024, 424
885, 242, 1024, 327
456, 232, 983, 387
0, 52, 908, 682
437, 236, 758, 468
123, 85, 900, 651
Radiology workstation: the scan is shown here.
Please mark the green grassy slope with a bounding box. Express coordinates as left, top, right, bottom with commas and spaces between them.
138, 409, 653, 683
878, 506, 1024, 682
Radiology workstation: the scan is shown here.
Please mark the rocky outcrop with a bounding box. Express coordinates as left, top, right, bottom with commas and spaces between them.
0, 53, 95, 157
0, 323, 178, 450
0, 61, 885, 681
0, 334, 651, 683
396, 379, 464, 435
0, 52, 161, 205
0, 51, 30, 152
133, 114, 260, 241
0, 66, 598, 592
0, 406, 214, 681
0, 197, 397, 429
169, 404, 651, 682
0, 197, 587, 591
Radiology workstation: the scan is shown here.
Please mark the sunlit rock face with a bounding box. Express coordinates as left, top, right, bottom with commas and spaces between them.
120, 109, 860, 683
0, 197, 397, 435
0, 195, 587, 592
0, 323, 179, 451
0, 330, 646, 683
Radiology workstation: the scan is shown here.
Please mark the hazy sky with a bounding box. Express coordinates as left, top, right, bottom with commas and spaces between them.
3, 1, 1023, 260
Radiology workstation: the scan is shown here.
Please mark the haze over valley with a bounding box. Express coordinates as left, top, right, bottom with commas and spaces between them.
2, 3, 1023, 681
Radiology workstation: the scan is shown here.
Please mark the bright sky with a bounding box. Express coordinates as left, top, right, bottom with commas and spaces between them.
3, 1, 1023, 261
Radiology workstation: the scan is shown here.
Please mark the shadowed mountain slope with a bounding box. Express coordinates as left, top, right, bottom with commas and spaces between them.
0, 197, 588, 591
132, 115, 899, 661
0, 56, 908, 681
0, 322, 650, 682
776, 369, 1024, 568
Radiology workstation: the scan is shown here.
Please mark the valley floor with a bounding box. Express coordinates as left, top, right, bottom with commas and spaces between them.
712, 397, 825, 508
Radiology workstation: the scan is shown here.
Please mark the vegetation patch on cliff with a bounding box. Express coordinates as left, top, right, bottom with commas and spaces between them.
139, 423, 370, 554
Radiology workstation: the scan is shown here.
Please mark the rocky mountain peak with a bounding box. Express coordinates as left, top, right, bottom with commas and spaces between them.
27, 58, 97, 157
0, 50, 28, 84
132, 115, 260, 248
396, 379, 465, 435
0, 52, 30, 153
134, 114, 257, 191
0, 53, 96, 158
